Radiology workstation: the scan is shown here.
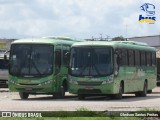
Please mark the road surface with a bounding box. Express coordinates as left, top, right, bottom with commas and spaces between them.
0, 87, 160, 111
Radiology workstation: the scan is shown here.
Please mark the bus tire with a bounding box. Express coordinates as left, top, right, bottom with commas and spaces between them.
147, 90, 152, 94
157, 82, 160, 86
53, 85, 65, 99
135, 81, 147, 97
19, 92, 29, 99
78, 94, 85, 100
113, 83, 123, 99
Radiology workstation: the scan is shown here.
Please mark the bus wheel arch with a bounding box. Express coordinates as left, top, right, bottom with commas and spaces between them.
112, 81, 124, 99
135, 80, 148, 97
143, 79, 148, 96
121, 80, 124, 94
53, 79, 67, 99
62, 79, 68, 92
78, 94, 85, 100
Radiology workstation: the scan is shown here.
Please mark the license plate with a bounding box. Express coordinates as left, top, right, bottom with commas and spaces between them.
85, 87, 93, 90
25, 87, 32, 91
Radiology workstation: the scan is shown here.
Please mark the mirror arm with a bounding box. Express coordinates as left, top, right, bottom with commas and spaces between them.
4, 50, 10, 61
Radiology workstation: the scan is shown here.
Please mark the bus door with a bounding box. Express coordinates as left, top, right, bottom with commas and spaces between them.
127, 50, 137, 91
116, 49, 130, 92
62, 45, 70, 75
55, 45, 62, 91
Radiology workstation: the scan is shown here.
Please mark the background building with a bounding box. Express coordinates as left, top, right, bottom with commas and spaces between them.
129, 35, 160, 48
0, 39, 15, 50
129, 35, 160, 58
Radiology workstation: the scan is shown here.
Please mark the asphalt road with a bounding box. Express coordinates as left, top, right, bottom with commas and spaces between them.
0, 87, 160, 111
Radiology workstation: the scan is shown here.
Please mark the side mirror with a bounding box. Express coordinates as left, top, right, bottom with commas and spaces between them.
4, 50, 10, 66
4, 50, 10, 60
4, 54, 7, 61
65, 52, 70, 60
64, 52, 70, 67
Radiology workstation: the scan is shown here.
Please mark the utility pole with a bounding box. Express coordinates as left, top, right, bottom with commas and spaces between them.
100, 33, 103, 40
106, 35, 110, 41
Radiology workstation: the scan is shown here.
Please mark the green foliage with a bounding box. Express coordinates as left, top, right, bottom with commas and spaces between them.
76, 107, 90, 111
112, 36, 126, 41
139, 108, 159, 111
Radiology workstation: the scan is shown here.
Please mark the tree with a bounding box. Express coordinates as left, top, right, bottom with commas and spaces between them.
112, 36, 126, 41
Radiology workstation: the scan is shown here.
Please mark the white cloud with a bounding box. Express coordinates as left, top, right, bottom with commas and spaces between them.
0, 0, 159, 39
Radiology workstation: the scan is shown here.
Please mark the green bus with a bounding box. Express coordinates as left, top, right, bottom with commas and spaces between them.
6, 37, 84, 99
68, 41, 157, 100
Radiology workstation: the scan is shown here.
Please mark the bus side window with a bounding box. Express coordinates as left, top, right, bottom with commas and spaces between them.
55, 49, 61, 74
152, 52, 156, 66
121, 49, 128, 66
0, 59, 8, 69
146, 52, 151, 66
128, 50, 134, 66
140, 51, 146, 66
115, 49, 122, 66
135, 50, 140, 66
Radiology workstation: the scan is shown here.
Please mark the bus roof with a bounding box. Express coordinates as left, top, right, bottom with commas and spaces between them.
11, 37, 85, 45
72, 41, 156, 51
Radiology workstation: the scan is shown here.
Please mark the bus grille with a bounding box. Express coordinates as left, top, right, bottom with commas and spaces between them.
16, 88, 43, 91
77, 81, 102, 86
19, 84, 39, 86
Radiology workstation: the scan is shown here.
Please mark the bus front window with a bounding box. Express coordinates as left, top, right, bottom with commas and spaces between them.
10, 44, 53, 77
70, 47, 113, 76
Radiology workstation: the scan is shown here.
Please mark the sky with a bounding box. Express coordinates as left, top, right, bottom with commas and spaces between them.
0, 0, 159, 39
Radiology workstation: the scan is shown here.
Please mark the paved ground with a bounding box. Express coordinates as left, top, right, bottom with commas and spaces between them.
0, 87, 160, 111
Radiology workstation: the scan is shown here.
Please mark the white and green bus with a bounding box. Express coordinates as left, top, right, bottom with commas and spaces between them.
5, 37, 84, 99
68, 41, 157, 99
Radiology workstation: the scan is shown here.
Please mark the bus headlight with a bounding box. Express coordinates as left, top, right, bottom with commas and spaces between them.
9, 80, 16, 84
102, 81, 107, 85
40, 80, 53, 86
69, 79, 78, 85
102, 76, 113, 84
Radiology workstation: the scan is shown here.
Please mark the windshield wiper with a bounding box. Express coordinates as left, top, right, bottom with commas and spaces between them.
92, 64, 101, 76
79, 59, 90, 76
24, 74, 47, 77
31, 59, 42, 75
79, 60, 101, 76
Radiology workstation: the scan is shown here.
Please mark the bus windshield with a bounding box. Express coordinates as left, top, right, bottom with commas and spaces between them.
70, 47, 113, 77
10, 44, 53, 77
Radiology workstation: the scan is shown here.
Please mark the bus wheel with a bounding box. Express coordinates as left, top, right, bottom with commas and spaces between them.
135, 81, 147, 97
147, 90, 152, 94
19, 92, 29, 99
78, 94, 85, 100
53, 85, 65, 99
113, 83, 123, 99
